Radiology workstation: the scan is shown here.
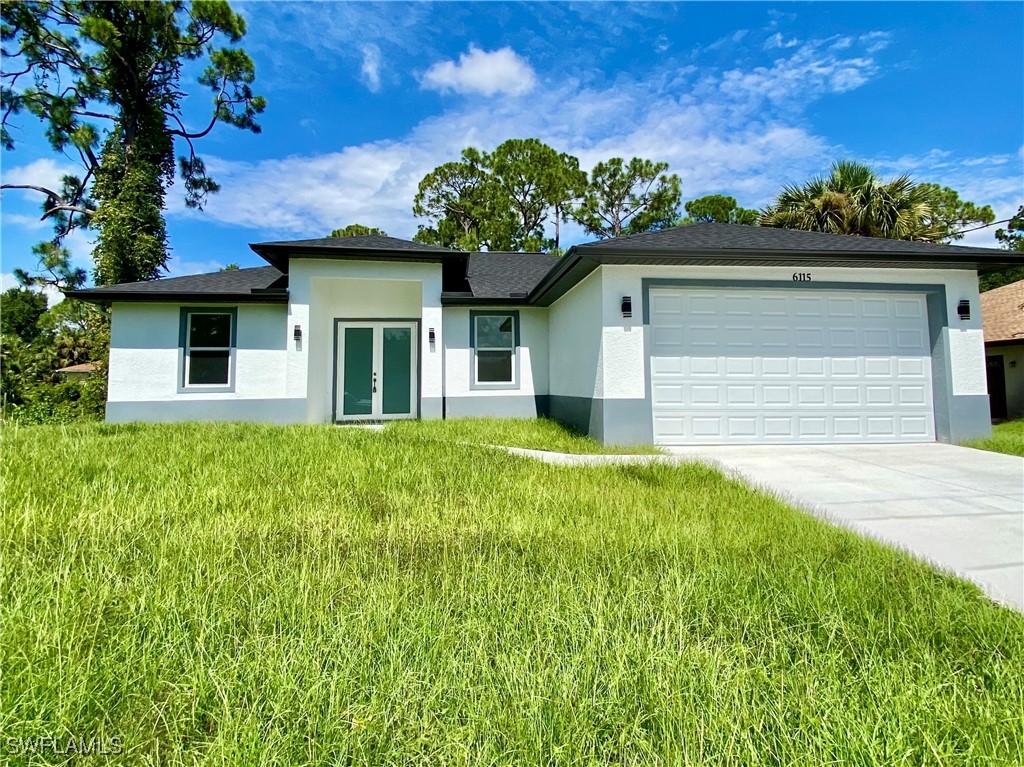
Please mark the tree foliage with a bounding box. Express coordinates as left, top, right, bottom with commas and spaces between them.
0, 287, 48, 343
13, 241, 86, 290
413, 141, 676, 252
1, 0, 265, 285
995, 205, 1024, 253
485, 139, 586, 251
330, 224, 388, 238
980, 205, 1024, 292
413, 155, 493, 251
761, 161, 937, 240
574, 157, 681, 240
760, 161, 994, 244
413, 140, 586, 252
680, 194, 758, 225
917, 184, 995, 242
0, 289, 108, 422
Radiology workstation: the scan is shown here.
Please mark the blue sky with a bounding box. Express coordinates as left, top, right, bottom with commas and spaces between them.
2, 1, 1022, 297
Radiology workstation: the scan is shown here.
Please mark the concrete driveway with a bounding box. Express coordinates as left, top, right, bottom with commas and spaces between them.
665, 443, 1024, 610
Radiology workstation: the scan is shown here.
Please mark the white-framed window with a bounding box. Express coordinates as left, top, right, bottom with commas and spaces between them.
472, 312, 517, 387
182, 310, 234, 388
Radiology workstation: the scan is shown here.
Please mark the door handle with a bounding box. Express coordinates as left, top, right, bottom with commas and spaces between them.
372, 372, 377, 393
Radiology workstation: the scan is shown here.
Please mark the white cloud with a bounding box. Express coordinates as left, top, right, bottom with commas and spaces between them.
872, 149, 1023, 250
360, 44, 382, 93
177, 84, 829, 239
702, 29, 749, 53
237, 2, 441, 94
1, 157, 78, 197
765, 32, 798, 49
159, 32, 1021, 253
420, 45, 536, 97
712, 36, 883, 108
2, 212, 50, 232
859, 31, 892, 54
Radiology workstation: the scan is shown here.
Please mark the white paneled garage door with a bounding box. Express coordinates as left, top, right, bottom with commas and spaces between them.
649, 287, 935, 445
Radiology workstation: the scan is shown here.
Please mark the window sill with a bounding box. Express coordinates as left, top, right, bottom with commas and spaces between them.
177, 385, 236, 394
469, 382, 521, 392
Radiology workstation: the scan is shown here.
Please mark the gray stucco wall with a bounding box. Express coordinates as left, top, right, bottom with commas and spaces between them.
107, 398, 307, 424
442, 395, 544, 419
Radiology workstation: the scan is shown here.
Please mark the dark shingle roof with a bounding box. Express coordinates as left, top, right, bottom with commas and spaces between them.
64, 266, 286, 303
465, 252, 560, 299
526, 222, 1024, 305
249, 234, 461, 270
253, 234, 454, 253
576, 222, 1010, 257
64, 224, 1024, 307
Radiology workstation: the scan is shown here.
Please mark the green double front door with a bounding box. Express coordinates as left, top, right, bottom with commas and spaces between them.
337, 322, 417, 420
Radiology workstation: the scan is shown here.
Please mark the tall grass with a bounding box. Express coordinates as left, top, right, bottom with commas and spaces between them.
967, 419, 1024, 457
2, 422, 1022, 765
385, 416, 661, 454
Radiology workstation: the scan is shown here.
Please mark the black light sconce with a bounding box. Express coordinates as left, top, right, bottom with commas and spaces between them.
621, 296, 632, 319
428, 327, 436, 343
293, 324, 302, 342
957, 299, 970, 321
1010, 360, 1018, 369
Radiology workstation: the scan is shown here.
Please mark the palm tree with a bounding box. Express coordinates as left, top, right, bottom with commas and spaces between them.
761, 160, 940, 241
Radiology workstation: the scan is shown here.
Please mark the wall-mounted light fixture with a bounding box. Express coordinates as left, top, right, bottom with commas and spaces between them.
621, 296, 632, 319
293, 324, 302, 342
428, 327, 436, 343
957, 299, 970, 321
1010, 360, 1018, 368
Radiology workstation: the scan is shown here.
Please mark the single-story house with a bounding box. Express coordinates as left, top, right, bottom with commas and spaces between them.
67, 223, 1024, 446
980, 279, 1024, 420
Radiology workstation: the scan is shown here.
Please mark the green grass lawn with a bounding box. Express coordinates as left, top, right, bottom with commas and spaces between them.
966, 419, 1024, 457
386, 416, 661, 454
2, 422, 1022, 766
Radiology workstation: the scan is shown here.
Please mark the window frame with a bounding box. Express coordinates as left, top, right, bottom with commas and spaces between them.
178, 307, 238, 393
469, 310, 520, 390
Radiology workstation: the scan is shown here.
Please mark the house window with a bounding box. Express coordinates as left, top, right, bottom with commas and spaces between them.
472, 312, 518, 386
183, 310, 234, 387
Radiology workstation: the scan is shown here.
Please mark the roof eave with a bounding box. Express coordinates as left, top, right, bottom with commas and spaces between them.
525, 246, 1024, 307
985, 337, 1024, 347
249, 242, 466, 270
574, 244, 1023, 263
62, 290, 289, 306
440, 293, 533, 306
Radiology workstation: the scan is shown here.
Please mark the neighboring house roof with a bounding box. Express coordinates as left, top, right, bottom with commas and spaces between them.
65, 266, 287, 303
56, 362, 97, 374
981, 280, 1024, 345
65, 224, 1024, 307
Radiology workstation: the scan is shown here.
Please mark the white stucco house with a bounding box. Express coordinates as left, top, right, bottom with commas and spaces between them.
67, 223, 1024, 445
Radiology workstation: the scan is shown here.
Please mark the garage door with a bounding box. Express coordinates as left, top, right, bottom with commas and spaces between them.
649, 287, 935, 445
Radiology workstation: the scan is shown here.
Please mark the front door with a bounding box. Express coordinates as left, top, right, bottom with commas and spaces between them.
987, 355, 1007, 420
336, 322, 417, 420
